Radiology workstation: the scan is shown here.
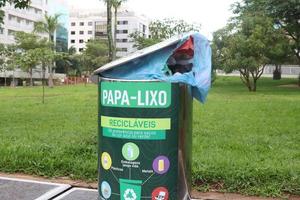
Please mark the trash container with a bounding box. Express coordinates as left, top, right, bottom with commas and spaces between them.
94, 33, 211, 200
98, 78, 192, 200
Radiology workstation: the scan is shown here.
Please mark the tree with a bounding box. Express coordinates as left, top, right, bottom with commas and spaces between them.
130, 19, 201, 49
15, 49, 39, 86
14, 32, 49, 86
260, 0, 300, 84
234, 0, 300, 84
34, 48, 59, 103
34, 13, 62, 88
111, 0, 127, 59
101, 0, 114, 61
0, 0, 30, 25
0, 44, 18, 87
266, 31, 293, 80
0, 44, 7, 86
214, 12, 286, 91
80, 39, 109, 74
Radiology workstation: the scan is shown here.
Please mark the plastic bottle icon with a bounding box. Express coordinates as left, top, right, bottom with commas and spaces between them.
158, 159, 165, 172
103, 156, 108, 165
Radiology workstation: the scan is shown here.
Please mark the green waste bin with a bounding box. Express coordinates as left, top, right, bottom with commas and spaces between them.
97, 78, 193, 200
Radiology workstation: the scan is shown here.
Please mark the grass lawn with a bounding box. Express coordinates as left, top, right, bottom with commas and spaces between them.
0, 77, 299, 197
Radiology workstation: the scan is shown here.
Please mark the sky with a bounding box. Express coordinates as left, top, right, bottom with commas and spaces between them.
67, 0, 240, 39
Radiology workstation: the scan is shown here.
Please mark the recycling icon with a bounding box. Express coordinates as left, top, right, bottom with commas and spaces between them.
124, 189, 137, 200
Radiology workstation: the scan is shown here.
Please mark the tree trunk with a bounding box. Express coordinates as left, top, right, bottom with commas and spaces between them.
252, 78, 257, 92
29, 68, 33, 87
48, 67, 54, 88
295, 53, 300, 87
10, 72, 16, 87
239, 70, 252, 91
4, 71, 6, 87
49, 32, 56, 88
273, 64, 281, 80
42, 64, 45, 104
107, 0, 114, 62
113, 7, 117, 60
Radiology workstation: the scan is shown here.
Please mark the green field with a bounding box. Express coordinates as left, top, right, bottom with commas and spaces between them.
0, 77, 299, 197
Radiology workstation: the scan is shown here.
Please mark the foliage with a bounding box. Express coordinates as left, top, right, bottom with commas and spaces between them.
34, 13, 62, 43
0, 43, 16, 73
0, 0, 30, 25
240, 0, 300, 64
101, 0, 114, 61
213, 4, 291, 91
130, 19, 201, 49
80, 39, 109, 74
14, 31, 50, 50
13, 32, 51, 86
55, 48, 83, 76
111, 0, 127, 60
233, 0, 300, 84
34, 13, 62, 87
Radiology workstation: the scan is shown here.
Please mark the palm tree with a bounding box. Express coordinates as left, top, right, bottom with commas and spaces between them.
34, 13, 61, 88
102, 0, 114, 61
112, 0, 127, 60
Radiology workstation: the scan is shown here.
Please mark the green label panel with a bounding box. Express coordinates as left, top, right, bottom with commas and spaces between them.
103, 128, 166, 140
101, 116, 171, 130
99, 81, 179, 200
101, 82, 171, 108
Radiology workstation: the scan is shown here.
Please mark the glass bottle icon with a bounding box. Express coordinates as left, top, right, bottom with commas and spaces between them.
127, 145, 133, 159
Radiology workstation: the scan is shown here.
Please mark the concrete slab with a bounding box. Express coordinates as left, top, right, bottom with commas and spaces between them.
53, 188, 98, 200
0, 177, 70, 200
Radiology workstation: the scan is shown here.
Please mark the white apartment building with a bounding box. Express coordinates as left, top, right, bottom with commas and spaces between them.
0, 0, 68, 86
68, 9, 149, 57
0, 0, 48, 44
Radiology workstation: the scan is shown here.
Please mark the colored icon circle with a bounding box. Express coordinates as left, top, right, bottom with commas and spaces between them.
101, 181, 112, 199
152, 156, 170, 174
152, 187, 169, 200
101, 152, 112, 170
122, 142, 140, 161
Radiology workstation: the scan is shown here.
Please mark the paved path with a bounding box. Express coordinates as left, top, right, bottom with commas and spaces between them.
0, 174, 299, 200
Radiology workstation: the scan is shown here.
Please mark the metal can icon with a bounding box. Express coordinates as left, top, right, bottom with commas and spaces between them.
158, 159, 165, 172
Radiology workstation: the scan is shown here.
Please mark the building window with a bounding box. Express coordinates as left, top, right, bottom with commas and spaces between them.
116, 30, 128, 34
117, 48, 127, 52
0, 28, 4, 34
71, 22, 76, 26
116, 39, 128, 43
117, 20, 128, 25
8, 14, 15, 21
80, 22, 84, 26
71, 31, 75, 35
79, 48, 84, 52
8, 29, 15, 36
79, 39, 84, 43
79, 31, 84, 35
88, 21, 93, 26
70, 39, 75, 43
88, 30, 93, 35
